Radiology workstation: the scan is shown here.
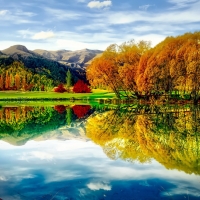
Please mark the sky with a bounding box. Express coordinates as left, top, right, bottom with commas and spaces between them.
0, 0, 200, 51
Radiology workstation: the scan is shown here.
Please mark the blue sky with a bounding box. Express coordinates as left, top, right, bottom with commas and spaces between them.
0, 0, 200, 51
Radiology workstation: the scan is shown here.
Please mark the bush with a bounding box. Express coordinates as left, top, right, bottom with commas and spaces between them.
73, 80, 91, 93
54, 83, 67, 93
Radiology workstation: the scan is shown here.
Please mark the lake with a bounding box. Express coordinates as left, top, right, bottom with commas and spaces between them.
0, 104, 200, 200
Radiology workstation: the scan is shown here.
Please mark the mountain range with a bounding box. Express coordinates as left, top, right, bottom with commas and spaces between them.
1, 45, 102, 68
33, 48, 102, 67
0, 45, 103, 83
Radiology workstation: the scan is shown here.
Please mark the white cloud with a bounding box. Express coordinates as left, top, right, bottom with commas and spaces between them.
87, 182, 111, 191
87, 0, 112, 9
139, 4, 151, 11
0, 10, 9, 16
32, 31, 55, 40
15, 10, 36, 17
106, 5, 200, 25
45, 8, 81, 20
168, 0, 198, 9
55, 38, 109, 51
0, 9, 36, 24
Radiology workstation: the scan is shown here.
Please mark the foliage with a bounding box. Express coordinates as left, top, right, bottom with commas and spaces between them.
66, 69, 72, 88
87, 31, 200, 103
54, 83, 67, 93
87, 40, 151, 98
0, 106, 66, 145
86, 105, 200, 174
73, 80, 91, 93
0, 61, 54, 91
72, 105, 91, 118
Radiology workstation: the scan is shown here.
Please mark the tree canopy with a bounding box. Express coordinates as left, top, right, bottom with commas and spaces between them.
87, 31, 200, 102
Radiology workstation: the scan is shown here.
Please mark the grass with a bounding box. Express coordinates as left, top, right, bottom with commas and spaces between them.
0, 89, 116, 101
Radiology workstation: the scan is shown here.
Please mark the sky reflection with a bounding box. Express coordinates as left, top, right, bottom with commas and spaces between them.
0, 139, 200, 200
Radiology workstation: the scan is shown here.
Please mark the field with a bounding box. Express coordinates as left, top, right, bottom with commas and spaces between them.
0, 89, 116, 101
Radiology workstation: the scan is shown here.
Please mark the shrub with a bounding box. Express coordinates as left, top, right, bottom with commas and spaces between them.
73, 80, 91, 93
54, 83, 67, 93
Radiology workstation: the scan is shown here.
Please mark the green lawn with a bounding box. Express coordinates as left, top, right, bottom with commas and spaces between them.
0, 89, 116, 100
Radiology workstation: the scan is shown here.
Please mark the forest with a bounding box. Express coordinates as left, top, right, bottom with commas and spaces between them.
0, 61, 54, 91
87, 31, 200, 103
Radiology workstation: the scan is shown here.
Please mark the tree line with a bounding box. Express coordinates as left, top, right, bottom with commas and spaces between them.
0, 61, 91, 92
87, 31, 200, 102
0, 61, 54, 91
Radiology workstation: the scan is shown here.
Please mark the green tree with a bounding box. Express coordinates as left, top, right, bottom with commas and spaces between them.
66, 69, 72, 88
66, 107, 72, 125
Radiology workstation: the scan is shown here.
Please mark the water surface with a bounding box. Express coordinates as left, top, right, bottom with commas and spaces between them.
0, 104, 199, 200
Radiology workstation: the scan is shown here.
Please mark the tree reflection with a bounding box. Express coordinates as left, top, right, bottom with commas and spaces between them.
86, 105, 200, 175
0, 104, 93, 146
0, 106, 66, 145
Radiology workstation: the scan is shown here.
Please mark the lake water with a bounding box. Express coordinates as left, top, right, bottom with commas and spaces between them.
0, 104, 200, 200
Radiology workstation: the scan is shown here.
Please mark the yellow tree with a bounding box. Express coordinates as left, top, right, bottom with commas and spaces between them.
87, 56, 121, 98
15, 73, 21, 90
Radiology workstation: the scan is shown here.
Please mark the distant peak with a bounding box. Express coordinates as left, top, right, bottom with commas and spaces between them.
9, 45, 29, 52
57, 49, 71, 53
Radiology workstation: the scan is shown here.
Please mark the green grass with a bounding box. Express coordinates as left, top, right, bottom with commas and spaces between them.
0, 89, 116, 100
0, 100, 101, 107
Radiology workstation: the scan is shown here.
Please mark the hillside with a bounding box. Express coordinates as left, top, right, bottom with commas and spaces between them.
1, 45, 87, 84
33, 48, 103, 67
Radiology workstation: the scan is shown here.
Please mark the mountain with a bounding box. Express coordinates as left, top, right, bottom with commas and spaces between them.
1, 45, 87, 83
0, 50, 14, 66
2, 45, 32, 56
33, 48, 103, 67
85, 52, 103, 65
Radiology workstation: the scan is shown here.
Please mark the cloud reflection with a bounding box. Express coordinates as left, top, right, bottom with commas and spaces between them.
87, 182, 111, 191
0, 139, 199, 199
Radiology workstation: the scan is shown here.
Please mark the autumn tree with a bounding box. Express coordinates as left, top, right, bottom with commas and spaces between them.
0, 74, 4, 90
0, 61, 54, 91
137, 31, 200, 102
14, 73, 20, 90
87, 40, 151, 98
118, 40, 151, 95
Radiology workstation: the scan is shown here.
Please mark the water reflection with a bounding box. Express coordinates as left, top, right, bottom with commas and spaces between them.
0, 104, 200, 199
0, 105, 92, 145
86, 105, 200, 175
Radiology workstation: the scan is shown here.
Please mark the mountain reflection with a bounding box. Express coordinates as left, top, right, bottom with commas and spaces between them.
0, 105, 92, 146
86, 104, 200, 175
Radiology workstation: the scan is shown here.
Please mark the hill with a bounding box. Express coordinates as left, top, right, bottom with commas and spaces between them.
33, 48, 103, 68
1, 45, 87, 84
